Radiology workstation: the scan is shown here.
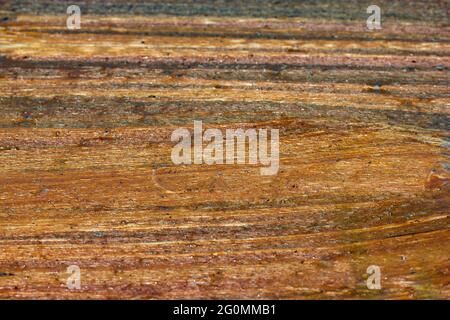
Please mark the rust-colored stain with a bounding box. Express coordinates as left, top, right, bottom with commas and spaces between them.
0, 1, 449, 299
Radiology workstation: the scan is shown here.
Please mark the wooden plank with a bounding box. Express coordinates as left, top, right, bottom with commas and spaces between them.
0, 0, 448, 299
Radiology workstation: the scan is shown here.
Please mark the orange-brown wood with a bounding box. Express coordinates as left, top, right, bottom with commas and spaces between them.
0, 0, 449, 299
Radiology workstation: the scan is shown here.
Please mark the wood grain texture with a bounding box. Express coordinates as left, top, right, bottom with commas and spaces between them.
0, 0, 449, 299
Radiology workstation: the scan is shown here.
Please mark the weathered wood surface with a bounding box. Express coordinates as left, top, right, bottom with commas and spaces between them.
0, 0, 449, 299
